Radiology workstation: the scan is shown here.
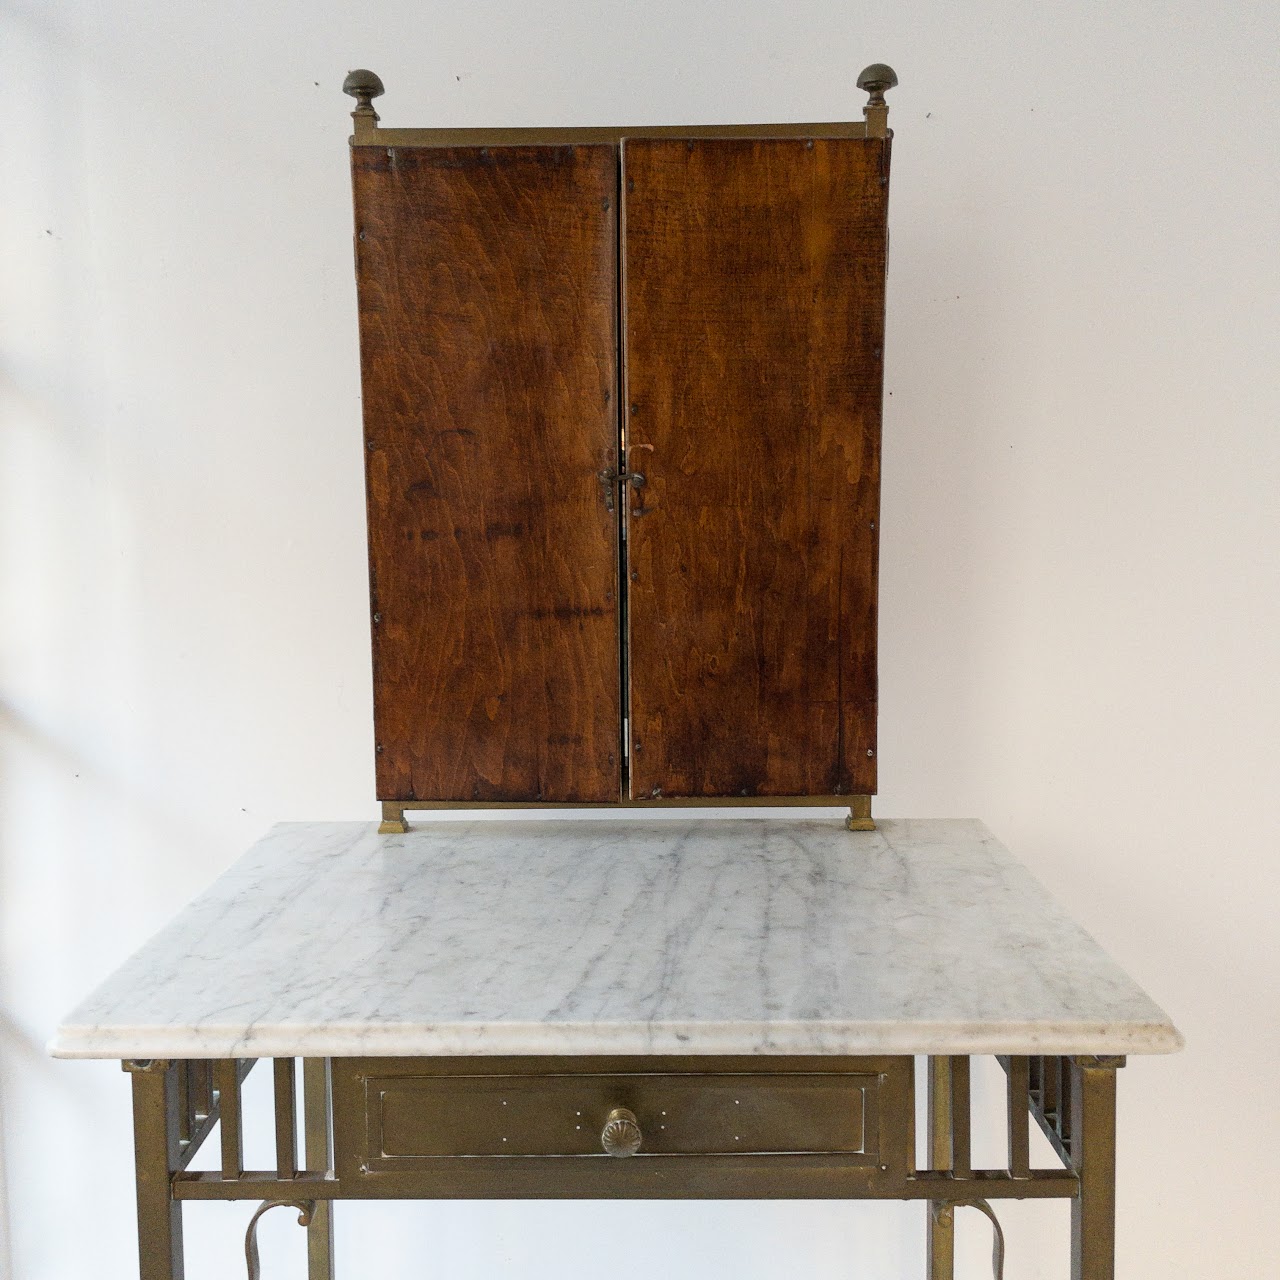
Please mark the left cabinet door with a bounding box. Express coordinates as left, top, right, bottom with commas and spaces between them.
353, 144, 622, 803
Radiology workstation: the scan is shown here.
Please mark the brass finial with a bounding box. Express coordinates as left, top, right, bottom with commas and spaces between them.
343, 68, 385, 121
857, 63, 898, 108
857, 63, 897, 139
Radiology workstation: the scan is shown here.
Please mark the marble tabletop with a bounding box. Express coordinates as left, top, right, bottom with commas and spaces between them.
50, 818, 1181, 1060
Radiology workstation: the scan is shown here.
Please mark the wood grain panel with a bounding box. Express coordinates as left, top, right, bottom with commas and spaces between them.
621, 137, 889, 798
352, 144, 621, 802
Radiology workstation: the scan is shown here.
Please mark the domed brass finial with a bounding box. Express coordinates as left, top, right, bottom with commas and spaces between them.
857, 63, 897, 138
856, 63, 898, 108
343, 68, 385, 114
343, 69, 384, 138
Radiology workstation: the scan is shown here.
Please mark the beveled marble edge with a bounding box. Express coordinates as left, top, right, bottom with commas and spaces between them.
48, 1016, 1184, 1061
49, 817, 1184, 1062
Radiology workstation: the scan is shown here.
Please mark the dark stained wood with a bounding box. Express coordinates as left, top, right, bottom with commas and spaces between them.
621, 137, 889, 798
352, 144, 622, 802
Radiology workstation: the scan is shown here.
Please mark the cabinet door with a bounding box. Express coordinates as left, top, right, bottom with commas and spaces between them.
353, 144, 621, 803
621, 137, 888, 799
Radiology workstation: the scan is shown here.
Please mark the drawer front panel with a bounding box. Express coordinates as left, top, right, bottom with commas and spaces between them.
332, 1056, 913, 1197
373, 1071, 870, 1161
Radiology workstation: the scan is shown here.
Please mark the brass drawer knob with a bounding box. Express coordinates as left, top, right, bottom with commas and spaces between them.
601, 1107, 642, 1157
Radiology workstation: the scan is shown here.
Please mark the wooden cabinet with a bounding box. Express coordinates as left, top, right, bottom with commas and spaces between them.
350, 119, 891, 806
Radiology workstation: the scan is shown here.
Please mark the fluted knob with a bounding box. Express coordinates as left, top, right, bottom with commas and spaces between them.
601, 1107, 642, 1157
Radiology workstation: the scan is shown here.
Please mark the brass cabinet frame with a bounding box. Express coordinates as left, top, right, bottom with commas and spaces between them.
127, 1052, 1122, 1279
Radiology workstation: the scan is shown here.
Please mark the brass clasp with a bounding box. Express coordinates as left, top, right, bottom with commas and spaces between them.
597, 468, 646, 512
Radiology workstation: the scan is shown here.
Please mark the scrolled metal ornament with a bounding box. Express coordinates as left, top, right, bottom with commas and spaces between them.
933, 1198, 1006, 1280
244, 1199, 316, 1280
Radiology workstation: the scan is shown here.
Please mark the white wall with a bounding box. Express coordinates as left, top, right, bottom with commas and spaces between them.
2, 1, 1276, 1277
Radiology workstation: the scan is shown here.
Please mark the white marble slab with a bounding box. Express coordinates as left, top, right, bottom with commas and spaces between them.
50, 818, 1181, 1060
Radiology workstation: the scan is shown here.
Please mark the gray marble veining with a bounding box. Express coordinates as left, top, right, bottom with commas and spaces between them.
50, 818, 1181, 1059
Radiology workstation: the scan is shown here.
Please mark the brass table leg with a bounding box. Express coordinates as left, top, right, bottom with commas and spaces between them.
927, 1056, 955, 1279
126, 1060, 185, 1280
304, 1058, 336, 1279
1070, 1056, 1121, 1280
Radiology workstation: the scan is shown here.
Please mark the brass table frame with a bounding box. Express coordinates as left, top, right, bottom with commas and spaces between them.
125, 1052, 1123, 1279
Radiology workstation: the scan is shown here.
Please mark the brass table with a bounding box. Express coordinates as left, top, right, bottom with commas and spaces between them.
52, 818, 1180, 1279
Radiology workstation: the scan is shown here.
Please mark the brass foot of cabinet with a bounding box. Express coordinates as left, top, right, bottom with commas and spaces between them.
378, 802, 409, 834
846, 796, 876, 831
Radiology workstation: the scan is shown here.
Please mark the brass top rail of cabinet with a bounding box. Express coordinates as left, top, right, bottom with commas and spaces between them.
351, 121, 874, 148
342, 63, 896, 146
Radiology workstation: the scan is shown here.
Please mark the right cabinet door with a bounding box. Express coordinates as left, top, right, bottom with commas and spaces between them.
621, 136, 889, 799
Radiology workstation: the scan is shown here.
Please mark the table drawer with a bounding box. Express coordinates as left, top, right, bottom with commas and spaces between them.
332, 1056, 913, 1198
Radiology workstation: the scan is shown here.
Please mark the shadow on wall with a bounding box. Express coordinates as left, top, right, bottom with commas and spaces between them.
0, 1011, 50, 1280
877, 178, 1013, 813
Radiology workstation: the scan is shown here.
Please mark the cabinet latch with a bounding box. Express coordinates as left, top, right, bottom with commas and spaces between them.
597, 468, 646, 512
